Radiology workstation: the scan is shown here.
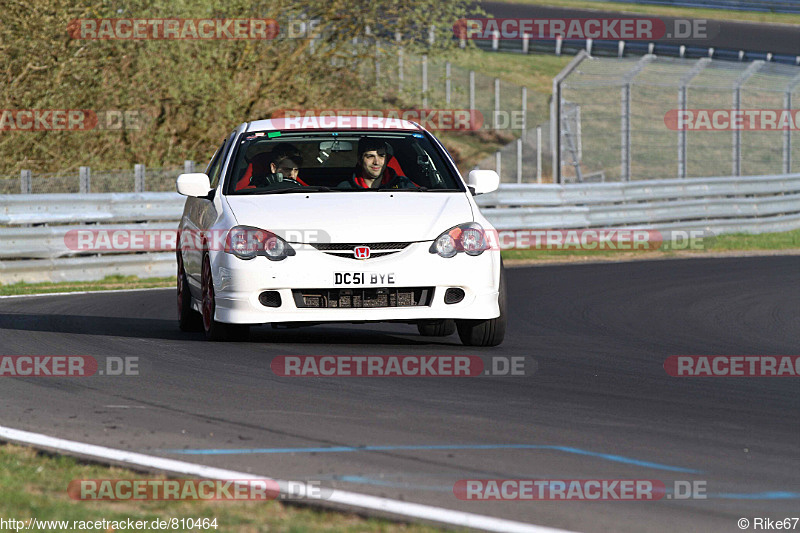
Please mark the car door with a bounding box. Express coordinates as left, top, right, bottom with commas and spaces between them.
182, 137, 229, 285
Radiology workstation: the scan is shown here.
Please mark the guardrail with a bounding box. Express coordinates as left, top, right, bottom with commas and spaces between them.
2, 174, 799, 282
0, 192, 185, 225
585, 0, 800, 14
476, 174, 800, 231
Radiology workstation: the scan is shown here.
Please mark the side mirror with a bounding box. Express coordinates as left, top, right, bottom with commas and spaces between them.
176, 173, 212, 197
467, 169, 500, 195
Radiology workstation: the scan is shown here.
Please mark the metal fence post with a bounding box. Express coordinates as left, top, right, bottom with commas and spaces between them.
784, 90, 792, 174
495, 150, 501, 177
522, 33, 530, 54
422, 54, 428, 108
521, 87, 527, 141
20, 169, 31, 194
536, 126, 542, 183
79, 166, 91, 193
469, 71, 475, 113
445, 62, 451, 105
732, 61, 764, 177
783, 73, 800, 173
134, 164, 145, 192
551, 51, 589, 184
621, 85, 631, 181
428, 25, 435, 46
494, 78, 500, 130
492, 30, 499, 51
184, 160, 195, 174
619, 55, 655, 182
677, 58, 710, 178
516, 138, 522, 183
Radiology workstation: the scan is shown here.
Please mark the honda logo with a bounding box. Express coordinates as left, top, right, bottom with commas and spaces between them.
354, 246, 370, 259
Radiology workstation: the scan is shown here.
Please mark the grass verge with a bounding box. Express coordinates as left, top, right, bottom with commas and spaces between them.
500, 228, 800, 262
0, 275, 173, 296
0, 443, 446, 533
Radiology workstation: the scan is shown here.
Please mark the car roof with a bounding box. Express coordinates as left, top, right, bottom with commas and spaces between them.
246, 116, 424, 132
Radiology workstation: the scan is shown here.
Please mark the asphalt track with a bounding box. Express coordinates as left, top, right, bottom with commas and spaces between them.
481, 2, 800, 55
1, 256, 799, 532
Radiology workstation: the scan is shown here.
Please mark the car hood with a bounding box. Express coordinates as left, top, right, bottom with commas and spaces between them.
225, 192, 474, 243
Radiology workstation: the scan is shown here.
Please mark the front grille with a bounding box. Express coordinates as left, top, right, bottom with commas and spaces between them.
292, 287, 434, 309
309, 242, 411, 259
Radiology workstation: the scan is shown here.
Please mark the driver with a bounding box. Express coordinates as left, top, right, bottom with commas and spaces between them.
337, 137, 417, 189
250, 143, 308, 187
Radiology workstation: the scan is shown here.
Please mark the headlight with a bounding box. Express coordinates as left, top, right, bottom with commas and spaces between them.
225, 226, 295, 261
429, 223, 489, 258
434, 231, 459, 258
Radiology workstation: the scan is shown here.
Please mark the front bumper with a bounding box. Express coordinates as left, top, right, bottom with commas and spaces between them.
208, 242, 501, 324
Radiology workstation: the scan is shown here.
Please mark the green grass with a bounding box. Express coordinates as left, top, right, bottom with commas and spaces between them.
712, 228, 800, 250
500, 228, 800, 261
0, 275, 173, 296
0, 444, 446, 533
500, 0, 800, 25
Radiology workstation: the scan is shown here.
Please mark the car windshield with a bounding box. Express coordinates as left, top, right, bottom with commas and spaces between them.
224, 130, 464, 195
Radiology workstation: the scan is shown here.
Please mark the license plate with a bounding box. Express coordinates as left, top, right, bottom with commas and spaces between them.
334, 272, 395, 285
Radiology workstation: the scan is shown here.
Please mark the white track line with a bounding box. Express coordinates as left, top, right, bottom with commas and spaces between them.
0, 287, 172, 299
0, 425, 578, 533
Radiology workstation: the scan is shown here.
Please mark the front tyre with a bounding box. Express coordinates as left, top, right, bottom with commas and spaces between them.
201, 254, 250, 342
417, 319, 456, 337
177, 253, 202, 332
456, 265, 506, 347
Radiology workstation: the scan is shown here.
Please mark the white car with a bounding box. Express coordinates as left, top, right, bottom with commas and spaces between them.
175, 116, 505, 346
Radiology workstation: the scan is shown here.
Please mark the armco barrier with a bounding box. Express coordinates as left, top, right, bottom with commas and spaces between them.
585, 0, 800, 14
476, 174, 800, 230
0, 253, 175, 284
1, 175, 799, 282
0, 192, 185, 226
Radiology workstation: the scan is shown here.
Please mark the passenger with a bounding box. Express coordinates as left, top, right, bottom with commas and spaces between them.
250, 143, 308, 187
337, 137, 417, 189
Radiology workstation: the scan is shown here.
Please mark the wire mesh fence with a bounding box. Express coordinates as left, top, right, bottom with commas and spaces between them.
556, 54, 800, 182
475, 123, 554, 183
371, 43, 541, 136
0, 165, 189, 195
